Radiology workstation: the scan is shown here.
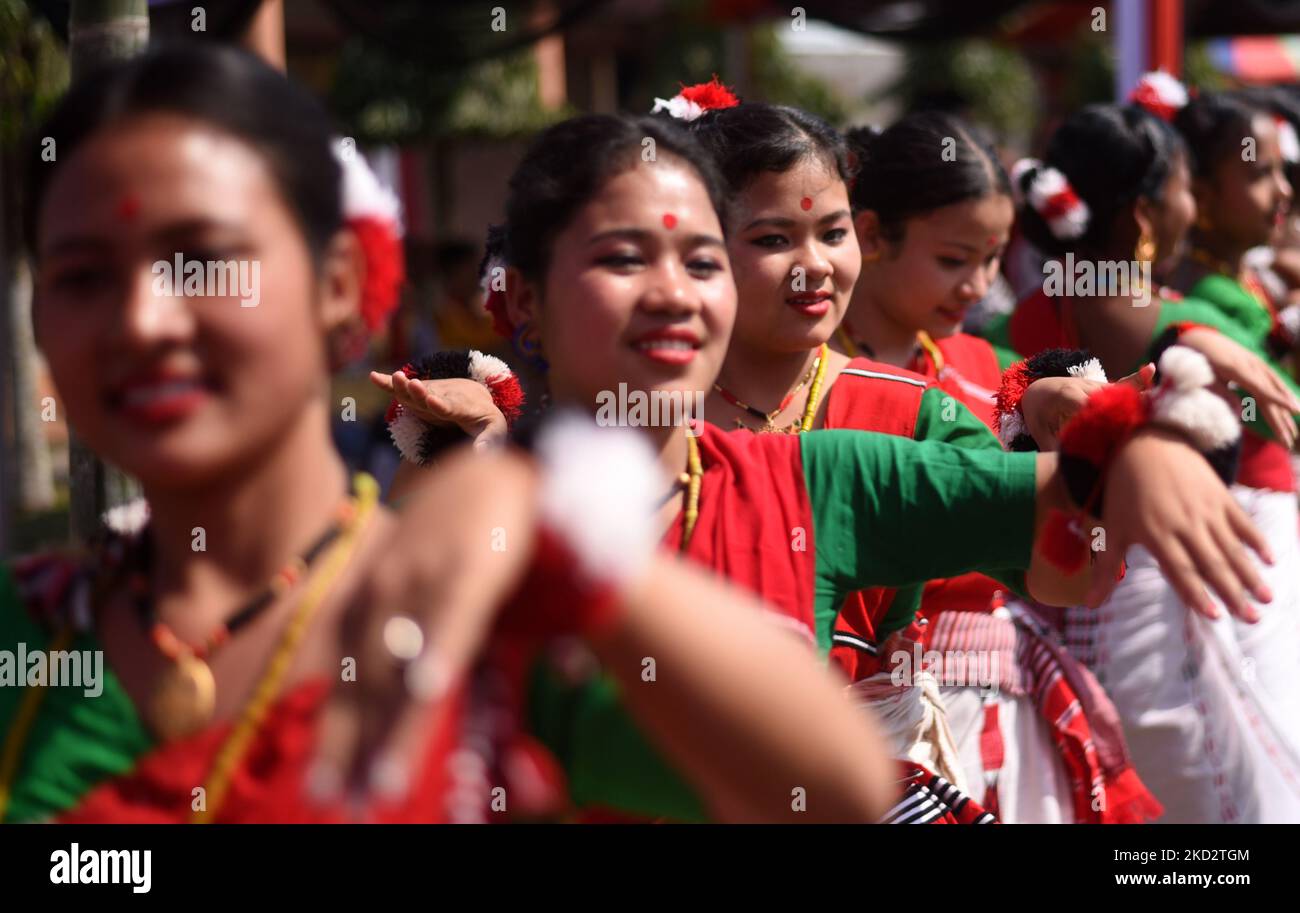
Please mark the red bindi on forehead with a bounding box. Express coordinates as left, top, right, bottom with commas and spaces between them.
662, 213, 677, 229
115, 194, 141, 222
800, 196, 813, 211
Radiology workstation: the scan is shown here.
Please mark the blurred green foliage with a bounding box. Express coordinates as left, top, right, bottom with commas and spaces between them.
328, 0, 573, 142
1185, 40, 1230, 93
887, 38, 1037, 144
751, 23, 848, 124
0, 0, 69, 149
331, 36, 568, 143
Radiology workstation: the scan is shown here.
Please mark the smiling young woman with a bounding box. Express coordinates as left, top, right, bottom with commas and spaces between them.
382, 91, 1282, 824
987, 89, 1300, 822
1, 44, 910, 826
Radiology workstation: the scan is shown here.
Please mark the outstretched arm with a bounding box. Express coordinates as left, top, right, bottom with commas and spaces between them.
315, 440, 894, 822
590, 556, 894, 822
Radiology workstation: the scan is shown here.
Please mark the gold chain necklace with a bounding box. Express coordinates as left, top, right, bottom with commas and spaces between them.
681, 433, 703, 550
713, 344, 829, 433
194, 473, 378, 822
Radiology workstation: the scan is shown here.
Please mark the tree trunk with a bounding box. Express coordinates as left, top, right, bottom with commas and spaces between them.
0, 93, 56, 554
5, 257, 55, 513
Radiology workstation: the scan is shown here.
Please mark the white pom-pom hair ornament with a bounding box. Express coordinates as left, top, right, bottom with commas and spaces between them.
1012, 158, 1091, 241
1274, 116, 1300, 165
650, 76, 740, 122
1128, 70, 1189, 121
332, 138, 402, 228
329, 138, 406, 337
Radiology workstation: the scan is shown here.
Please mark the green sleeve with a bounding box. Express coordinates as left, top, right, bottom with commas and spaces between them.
801, 431, 1037, 651
870, 389, 1014, 639
526, 658, 710, 822
0, 566, 151, 823
913, 386, 1004, 452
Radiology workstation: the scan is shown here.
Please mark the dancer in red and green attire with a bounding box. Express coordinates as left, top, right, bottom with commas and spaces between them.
2, 46, 907, 826
820, 112, 1164, 822
386, 102, 1271, 823
652, 93, 1136, 820
985, 81, 1300, 821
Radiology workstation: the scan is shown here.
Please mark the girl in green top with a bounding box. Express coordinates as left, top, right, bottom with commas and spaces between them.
3, 43, 908, 825
379, 106, 1278, 821
992, 93, 1300, 821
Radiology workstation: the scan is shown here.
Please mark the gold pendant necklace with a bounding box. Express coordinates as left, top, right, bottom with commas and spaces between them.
147, 653, 218, 742
131, 483, 358, 741
713, 344, 829, 434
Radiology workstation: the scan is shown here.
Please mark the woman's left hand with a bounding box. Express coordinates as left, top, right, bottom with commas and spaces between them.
1085, 428, 1272, 619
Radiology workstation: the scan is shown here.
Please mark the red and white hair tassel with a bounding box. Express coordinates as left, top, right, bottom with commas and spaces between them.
1011, 159, 1091, 241
480, 252, 513, 339
1128, 70, 1190, 122
652, 75, 740, 121
1274, 115, 1300, 165
332, 139, 406, 335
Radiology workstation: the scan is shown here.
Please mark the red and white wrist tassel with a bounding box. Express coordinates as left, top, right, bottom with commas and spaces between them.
385, 350, 525, 464
1041, 345, 1241, 572
499, 412, 660, 641
995, 349, 1108, 450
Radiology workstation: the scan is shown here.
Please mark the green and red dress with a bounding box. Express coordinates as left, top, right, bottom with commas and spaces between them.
531, 422, 1041, 822
0, 547, 579, 824
821, 345, 1160, 823
984, 282, 1300, 821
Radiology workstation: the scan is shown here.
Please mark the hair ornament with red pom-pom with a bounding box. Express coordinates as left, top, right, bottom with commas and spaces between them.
331, 139, 406, 339
651, 75, 740, 121
1010, 158, 1091, 241
1273, 114, 1300, 164
1127, 70, 1190, 122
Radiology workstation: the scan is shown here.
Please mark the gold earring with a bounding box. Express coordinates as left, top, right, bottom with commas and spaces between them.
1135, 230, 1157, 263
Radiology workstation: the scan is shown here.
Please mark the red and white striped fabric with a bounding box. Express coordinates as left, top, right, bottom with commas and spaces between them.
880, 762, 996, 824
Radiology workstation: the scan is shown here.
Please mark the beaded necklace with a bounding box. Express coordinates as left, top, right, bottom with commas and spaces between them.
130, 481, 360, 742
0, 474, 378, 824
